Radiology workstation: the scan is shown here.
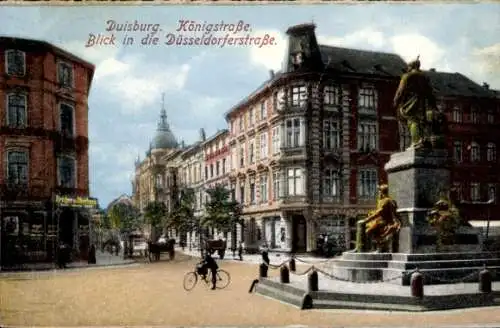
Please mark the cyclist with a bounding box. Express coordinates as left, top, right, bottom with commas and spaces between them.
200, 252, 219, 290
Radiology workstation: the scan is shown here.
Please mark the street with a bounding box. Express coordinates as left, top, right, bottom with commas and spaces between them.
1, 252, 500, 327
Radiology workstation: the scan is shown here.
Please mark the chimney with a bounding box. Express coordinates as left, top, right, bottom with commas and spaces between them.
483, 82, 490, 90
430, 68, 436, 72
284, 23, 324, 73
269, 69, 275, 79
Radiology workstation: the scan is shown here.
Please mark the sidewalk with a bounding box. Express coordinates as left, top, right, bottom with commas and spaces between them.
0, 250, 137, 273
176, 247, 335, 265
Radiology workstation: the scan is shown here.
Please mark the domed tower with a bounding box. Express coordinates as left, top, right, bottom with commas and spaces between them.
151, 94, 178, 151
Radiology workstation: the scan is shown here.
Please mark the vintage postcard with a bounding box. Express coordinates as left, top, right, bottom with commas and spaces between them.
0, 2, 500, 327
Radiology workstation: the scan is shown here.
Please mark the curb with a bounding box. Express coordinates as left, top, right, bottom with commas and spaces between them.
0, 260, 138, 275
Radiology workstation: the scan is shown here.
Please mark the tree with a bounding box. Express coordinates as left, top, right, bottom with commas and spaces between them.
203, 184, 243, 237
144, 201, 167, 240
108, 202, 142, 235
167, 188, 197, 241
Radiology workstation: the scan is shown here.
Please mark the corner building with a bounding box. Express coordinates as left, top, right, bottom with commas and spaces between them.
0, 37, 95, 265
226, 24, 407, 253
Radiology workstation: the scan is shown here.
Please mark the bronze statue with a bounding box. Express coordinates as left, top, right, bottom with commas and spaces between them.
394, 56, 447, 149
427, 198, 462, 249
354, 185, 401, 253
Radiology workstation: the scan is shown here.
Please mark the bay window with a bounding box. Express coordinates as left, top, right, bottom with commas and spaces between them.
291, 85, 307, 107
284, 117, 304, 148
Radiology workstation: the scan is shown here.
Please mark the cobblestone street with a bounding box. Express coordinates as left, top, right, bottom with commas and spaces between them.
2, 253, 500, 327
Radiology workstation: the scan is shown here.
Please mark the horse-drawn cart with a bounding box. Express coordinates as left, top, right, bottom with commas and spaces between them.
147, 237, 176, 262
205, 239, 227, 259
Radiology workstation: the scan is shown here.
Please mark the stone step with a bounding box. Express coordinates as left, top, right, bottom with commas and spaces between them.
388, 258, 500, 270
258, 278, 306, 297
383, 266, 500, 285
255, 283, 304, 308
392, 252, 500, 262
340, 252, 392, 261
334, 259, 389, 268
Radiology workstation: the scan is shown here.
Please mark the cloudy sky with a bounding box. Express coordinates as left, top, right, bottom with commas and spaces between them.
1, 4, 499, 208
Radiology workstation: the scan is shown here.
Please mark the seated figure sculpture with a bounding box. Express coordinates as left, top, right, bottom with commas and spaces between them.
354, 184, 401, 253
427, 198, 462, 249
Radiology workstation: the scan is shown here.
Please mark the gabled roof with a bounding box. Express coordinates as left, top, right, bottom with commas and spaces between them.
425, 70, 496, 98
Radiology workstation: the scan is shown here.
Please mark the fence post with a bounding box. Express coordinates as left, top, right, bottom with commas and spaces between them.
479, 265, 492, 293
308, 269, 318, 292
410, 269, 424, 298
280, 265, 290, 283
259, 263, 268, 278
289, 257, 296, 272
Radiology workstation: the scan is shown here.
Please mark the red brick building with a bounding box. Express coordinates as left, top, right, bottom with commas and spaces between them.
225, 23, 500, 254
0, 37, 95, 266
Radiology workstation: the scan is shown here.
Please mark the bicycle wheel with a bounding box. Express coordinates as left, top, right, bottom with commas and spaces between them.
183, 272, 198, 291
215, 269, 231, 289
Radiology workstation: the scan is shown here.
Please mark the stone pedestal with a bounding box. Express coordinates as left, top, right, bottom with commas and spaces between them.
385, 148, 451, 253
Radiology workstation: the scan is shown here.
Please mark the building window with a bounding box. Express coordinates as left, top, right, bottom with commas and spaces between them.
239, 147, 244, 167
248, 141, 255, 164
260, 101, 267, 120
60, 103, 75, 137
210, 164, 214, 177
487, 111, 494, 124
453, 141, 462, 162
222, 158, 226, 174
205, 166, 208, 180
239, 117, 244, 132
287, 168, 304, 196
452, 182, 462, 201
285, 118, 303, 148
358, 85, 377, 113
357, 121, 377, 152
488, 184, 496, 203
273, 89, 285, 111
260, 132, 268, 159
58, 155, 76, 188
487, 143, 496, 162
5, 49, 26, 76
470, 106, 479, 124
324, 169, 340, 197
324, 85, 340, 106
250, 181, 256, 204
358, 169, 377, 199
470, 142, 480, 162
272, 171, 280, 200
6, 93, 27, 128
239, 182, 245, 204
6, 150, 28, 185
216, 161, 220, 176
272, 126, 280, 154
323, 119, 341, 149
399, 122, 411, 151
452, 105, 462, 123
249, 108, 255, 126
470, 182, 480, 202
260, 174, 268, 203
58, 62, 73, 88
291, 85, 307, 107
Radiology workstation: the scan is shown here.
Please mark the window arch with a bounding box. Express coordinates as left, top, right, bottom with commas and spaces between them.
487, 142, 497, 162
470, 142, 480, 162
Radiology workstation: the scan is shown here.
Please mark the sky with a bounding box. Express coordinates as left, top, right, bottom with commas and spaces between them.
0, 3, 499, 209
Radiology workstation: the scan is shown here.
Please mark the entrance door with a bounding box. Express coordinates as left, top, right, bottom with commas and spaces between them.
59, 209, 74, 248
292, 215, 307, 253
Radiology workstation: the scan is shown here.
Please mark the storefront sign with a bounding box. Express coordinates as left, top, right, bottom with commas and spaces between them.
55, 195, 98, 208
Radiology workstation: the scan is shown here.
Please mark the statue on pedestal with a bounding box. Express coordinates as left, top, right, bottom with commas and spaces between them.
354, 185, 401, 253
394, 56, 448, 150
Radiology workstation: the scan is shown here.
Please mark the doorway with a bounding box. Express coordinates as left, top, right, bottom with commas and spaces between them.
292, 214, 307, 253
58, 209, 75, 248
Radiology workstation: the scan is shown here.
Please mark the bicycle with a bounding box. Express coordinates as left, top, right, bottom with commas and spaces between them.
183, 265, 231, 291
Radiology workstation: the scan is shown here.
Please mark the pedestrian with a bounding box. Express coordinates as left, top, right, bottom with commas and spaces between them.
238, 241, 244, 261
